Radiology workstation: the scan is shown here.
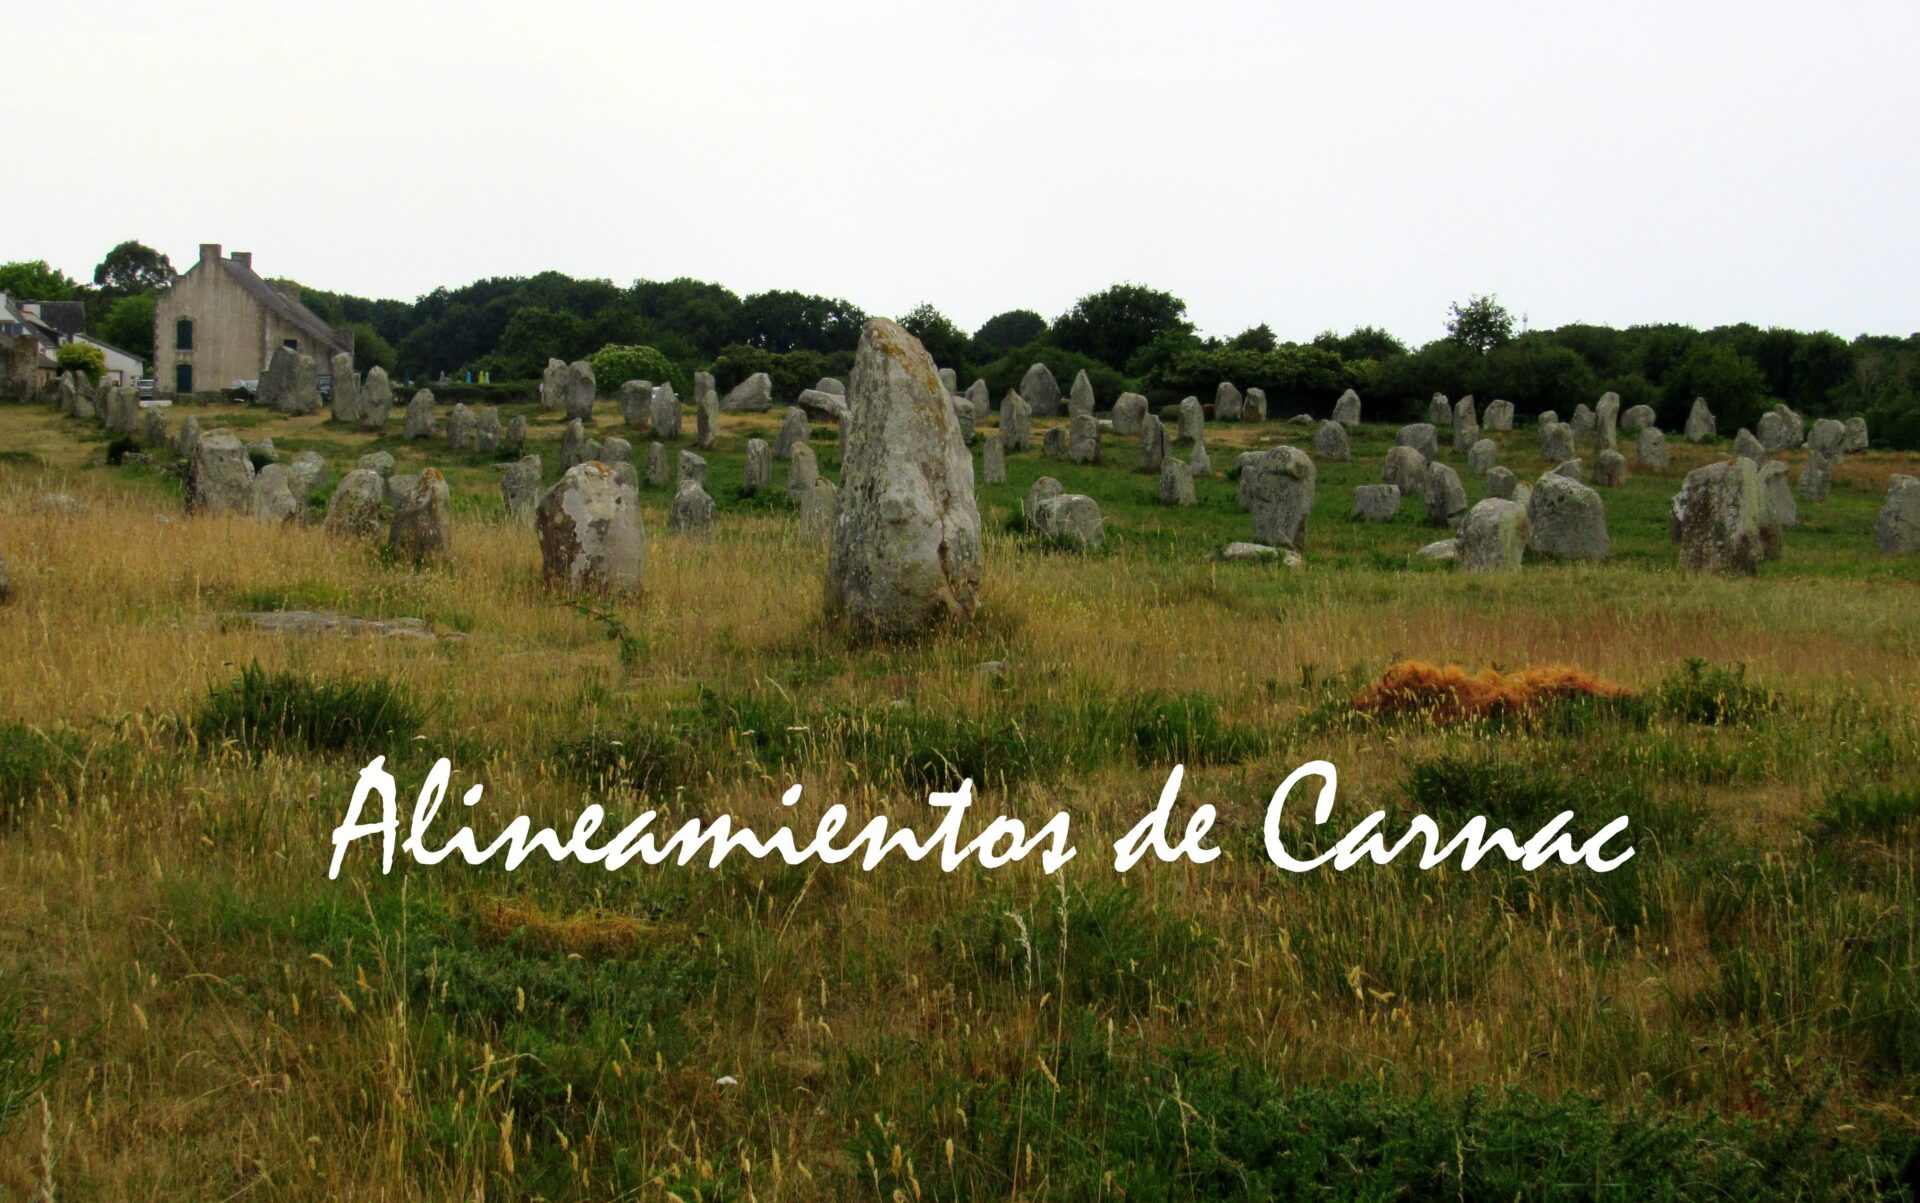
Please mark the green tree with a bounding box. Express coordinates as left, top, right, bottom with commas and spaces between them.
0, 260, 78, 301
1663, 342, 1769, 430
91, 241, 174, 296
1228, 323, 1278, 352
1051, 283, 1192, 370
350, 323, 398, 375
1313, 325, 1410, 363
493, 306, 593, 378
55, 342, 105, 378
97, 293, 157, 362
899, 303, 970, 373
971, 309, 1047, 359
1446, 293, 1516, 354
588, 344, 673, 393
734, 290, 866, 354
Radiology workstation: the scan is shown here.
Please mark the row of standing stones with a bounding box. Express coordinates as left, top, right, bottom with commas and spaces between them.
21, 334, 1920, 632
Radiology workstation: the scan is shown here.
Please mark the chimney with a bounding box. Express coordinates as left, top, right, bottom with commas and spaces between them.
198, 243, 222, 265
232, 251, 252, 269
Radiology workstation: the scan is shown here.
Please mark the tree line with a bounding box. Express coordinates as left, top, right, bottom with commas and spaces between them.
6, 246, 1917, 446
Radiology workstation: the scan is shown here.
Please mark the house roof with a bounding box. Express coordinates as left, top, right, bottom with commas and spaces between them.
217, 256, 350, 355
27, 300, 87, 338
75, 332, 143, 364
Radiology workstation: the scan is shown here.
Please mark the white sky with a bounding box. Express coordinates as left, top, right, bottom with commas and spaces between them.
12, 0, 1918, 344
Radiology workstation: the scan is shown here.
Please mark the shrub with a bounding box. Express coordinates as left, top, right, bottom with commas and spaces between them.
0, 722, 82, 824
1351, 661, 1636, 724
0, 989, 61, 1138
1813, 784, 1920, 838
587, 343, 673, 394
55, 341, 105, 378
1654, 659, 1775, 726
191, 663, 426, 755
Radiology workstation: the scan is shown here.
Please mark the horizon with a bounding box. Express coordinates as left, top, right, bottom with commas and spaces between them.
11, 0, 1920, 346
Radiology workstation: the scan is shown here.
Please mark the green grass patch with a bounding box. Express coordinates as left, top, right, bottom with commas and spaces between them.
191, 663, 427, 756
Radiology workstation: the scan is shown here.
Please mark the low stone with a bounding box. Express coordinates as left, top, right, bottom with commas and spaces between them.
1352, 483, 1400, 520
1734, 428, 1765, 465
795, 387, 848, 420
1220, 542, 1302, 566
669, 480, 717, 536
1043, 426, 1067, 457
1843, 416, 1869, 454
1483, 399, 1514, 431
1032, 493, 1103, 550
1414, 539, 1459, 562
1621, 404, 1656, 435
385, 474, 418, 507
1025, 477, 1063, 523
1485, 465, 1518, 500
1396, 423, 1439, 462
446, 403, 475, 451
1383, 445, 1428, 495
404, 390, 436, 439
325, 470, 386, 537
1459, 498, 1529, 572
246, 437, 277, 465
1312, 420, 1351, 461
600, 436, 632, 465
1540, 422, 1575, 462
1807, 418, 1846, 458
619, 380, 654, 430
1594, 448, 1629, 487
287, 450, 328, 500
720, 371, 774, 413
1111, 392, 1148, 435
1467, 438, 1498, 474
1553, 459, 1584, 481
252, 464, 301, 523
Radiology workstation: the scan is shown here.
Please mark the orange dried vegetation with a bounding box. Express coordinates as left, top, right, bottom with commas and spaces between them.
471, 895, 654, 959
1350, 660, 1636, 722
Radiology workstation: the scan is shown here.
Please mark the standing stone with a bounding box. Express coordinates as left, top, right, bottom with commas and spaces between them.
1191, 435, 1212, 477
1875, 476, 1920, 554
1312, 420, 1351, 462
677, 449, 707, 488
246, 437, 278, 465
695, 378, 718, 449
358, 451, 395, 478
1429, 393, 1452, 426
1178, 396, 1204, 442
1594, 449, 1629, 488
1111, 392, 1148, 435
1483, 399, 1514, 431
385, 474, 418, 507
647, 442, 671, 487
786, 443, 818, 501
775, 407, 810, 459
1396, 422, 1440, 462
827, 319, 982, 638
1773, 403, 1806, 448
562, 361, 596, 420
1759, 460, 1797, 528
390, 469, 451, 565
1595, 392, 1620, 451
1843, 416, 1870, 454
964, 378, 989, 412
329, 354, 362, 424
1621, 404, 1656, 435
325, 469, 385, 537
501, 456, 543, 524
1807, 418, 1846, 459
796, 388, 850, 421
1242, 388, 1268, 422
1685, 398, 1717, 443
175, 415, 201, 459
1352, 483, 1400, 521
537, 462, 645, 594
937, 367, 959, 395
252, 464, 301, 523
503, 415, 527, 456
619, 380, 654, 430
475, 406, 502, 455
1332, 388, 1361, 429
721, 371, 774, 413
404, 390, 436, 439
670, 480, 718, 535
446, 403, 475, 451
361, 366, 393, 427
1465, 438, 1497, 475
1540, 422, 1575, 462
287, 355, 322, 415
1140, 414, 1169, 472
743, 438, 772, 496
1383, 445, 1428, 495
1032, 494, 1104, 551
1552, 459, 1585, 481
1485, 465, 1518, 500
1527, 474, 1609, 560
1043, 426, 1067, 457
561, 419, 587, 469
1215, 381, 1243, 422
540, 359, 568, 411
103, 387, 139, 434
1000, 390, 1032, 452
1159, 457, 1197, 506
1459, 498, 1530, 573
1734, 428, 1765, 465
1025, 476, 1064, 524
1800, 452, 1834, 501
1673, 459, 1766, 574
258, 345, 294, 410
651, 382, 682, 440
799, 479, 839, 542
1068, 412, 1101, 464
1245, 447, 1316, 549
1637, 427, 1669, 471
287, 450, 328, 500
1020, 363, 1061, 418
601, 436, 633, 466
1568, 404, 1596, 446
1068, 370, 1096, 418
1538, 410, 1560, 431
1453, 396, 1480, 453
813, 377, 845, 397
185, 430, 254, 515
983, 432, 1006, 484
1424, 462, 1468, 526
1756, 411, 1790, 453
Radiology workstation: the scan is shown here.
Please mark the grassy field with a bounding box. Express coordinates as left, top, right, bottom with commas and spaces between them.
2, 395, 1918, 1200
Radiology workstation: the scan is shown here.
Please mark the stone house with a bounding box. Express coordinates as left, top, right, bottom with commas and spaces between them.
152, 244, 353, 397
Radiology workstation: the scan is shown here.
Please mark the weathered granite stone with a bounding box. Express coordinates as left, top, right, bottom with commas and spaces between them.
1540, 421, 1575, 462
1552, 459, 1584, 481
186, 430, 255, 515
1429, 393, 1452, 426
1219, 542, 1302, 566
385, 473, 418, 507
1025, 476, 1064, 524
1595, 392, 1620, 451
501, 456, 543, 524
785, 443, 817, 501
1483, 399, 1514, 431
561, 419, 587, 469
361, 366, 393, 427
1068, 370, 1096, 419
287, 354, 322, 415
1844, 416, 1870, 454
1396, 423, 1439, 462
446, 403, 475, 451
1032, 494, 1103, 551
390, 469, 452, 565
1467, 438, 1498, 474
1526, 473, 1608, 560
541, 359, 568, 411
404, 390, 436, 439
1111, 392, 1148, 435
1685, 397, 1716, 443
1453, 396, 1480, 453
330, 354, 362, 423
1637, 427, 1669, 471
1000, 390, 1032, 452
1734, 428, 1765, 465
1485, 465, 1518, 500
669, 480, 717, 536
799, 478, 839, 542
651, 382, 682, 439
1043, 426, 1067, 457
252, 464, 301, 523
1352, 483, 1400, 520
1807, 418, 1846, 459
1245, 446, 1316, 549
246, 437, 277, 466
600, 435, 632, 466
1569, 404, 1596, 444
1020, 363, 1061, 418
537, 462, 645, 593
1756, 411, 1790, 452
1875, 475, 1920, 554
1800, 451, 1834, 501
563, 361, 596, 420
1178, 396, 1204, 442
1139, 414, 1169, 472
1312, 420, 1351, 461
1415, 539, 1460, 562
1243, 387, 1268, 422
1673, 458, 1766, 574
983, 432, 1006, 484
1332, 388, 1361, 429
721, 371, 774, 413
826, 318, 982, 638
1594, 448, 1629, 487
1068, 412, 1101, 464
1215, 381, 1243, 422
775, 407, 810, 459
287, 449, 327, 500
1773, 403, 1805, 448
1759, 460, 1797, 529
647, 442, 671, 488
1383, 445, 1428, 495
1424, 462, 1468, 526
325, 469, 386, 537
1621, 404, 1656, 435
475, 406, 502, 454
1159, 456, 1196, 506
619, 380, 654, 430
1459, 498, 1529, 573
503, 415, 527, 456
174, 415, 201, 459
742, 438, 772, 496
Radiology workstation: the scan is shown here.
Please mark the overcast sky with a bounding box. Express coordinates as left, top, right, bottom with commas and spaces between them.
12, 0, 1918, 344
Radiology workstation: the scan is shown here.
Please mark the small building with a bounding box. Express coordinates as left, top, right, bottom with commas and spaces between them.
152, 244, 353, 397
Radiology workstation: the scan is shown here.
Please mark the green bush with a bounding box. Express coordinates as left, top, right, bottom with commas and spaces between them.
1655, 659, 1776, 726
54, 341, 105, 378
587, 343, 673, 394
192, 663, 426, 756
0, 722, 82, 823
